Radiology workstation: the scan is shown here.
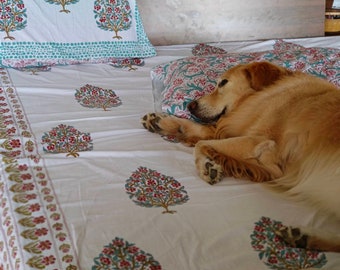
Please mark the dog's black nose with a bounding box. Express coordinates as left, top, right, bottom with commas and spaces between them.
188, 100, 197, 113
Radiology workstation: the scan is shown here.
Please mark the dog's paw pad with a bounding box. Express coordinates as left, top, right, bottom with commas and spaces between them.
275, 226, 308, 248
200, 158, 223, 185
141, 113, 167, 133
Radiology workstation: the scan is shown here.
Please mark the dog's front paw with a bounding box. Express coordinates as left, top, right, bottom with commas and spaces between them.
196, 157, 224, 185
275, 226, 308, 249
141, 113, 168, 134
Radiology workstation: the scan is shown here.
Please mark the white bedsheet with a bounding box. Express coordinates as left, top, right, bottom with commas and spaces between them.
1, 36, 340, 270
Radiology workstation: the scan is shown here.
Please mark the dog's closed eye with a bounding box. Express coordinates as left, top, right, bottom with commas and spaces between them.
218, 79, 228, 88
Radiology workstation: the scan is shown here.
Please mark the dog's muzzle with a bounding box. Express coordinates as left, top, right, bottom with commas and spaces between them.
188, 100, 226, 123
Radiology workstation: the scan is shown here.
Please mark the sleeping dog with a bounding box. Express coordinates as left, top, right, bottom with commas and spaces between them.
142, 61, 340, 252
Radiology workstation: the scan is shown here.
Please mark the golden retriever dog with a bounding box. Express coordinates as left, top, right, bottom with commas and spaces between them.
141, 61, 340, 252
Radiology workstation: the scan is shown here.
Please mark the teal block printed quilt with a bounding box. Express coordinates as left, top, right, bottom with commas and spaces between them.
0, 0, 156, 68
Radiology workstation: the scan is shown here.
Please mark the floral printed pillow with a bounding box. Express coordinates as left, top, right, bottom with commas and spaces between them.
0, 0, 156, 68
151, 40, 340, 119
273, 40, 340, 85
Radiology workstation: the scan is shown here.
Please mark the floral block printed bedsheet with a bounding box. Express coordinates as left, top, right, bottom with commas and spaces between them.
1, 38, 340, 270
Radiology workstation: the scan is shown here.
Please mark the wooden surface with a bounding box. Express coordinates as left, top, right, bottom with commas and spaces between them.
138, 0, 325, 45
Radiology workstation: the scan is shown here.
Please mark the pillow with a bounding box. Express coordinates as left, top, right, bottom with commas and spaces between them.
273, 40, 340, 86
0, 0, 156, 68
151, 41, 340, 119
151, 50, 278, 118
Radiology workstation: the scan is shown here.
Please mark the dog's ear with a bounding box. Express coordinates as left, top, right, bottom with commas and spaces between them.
244, 62, 292, 91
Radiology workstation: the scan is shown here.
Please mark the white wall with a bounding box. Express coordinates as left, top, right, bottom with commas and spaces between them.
139, 0, 325, 45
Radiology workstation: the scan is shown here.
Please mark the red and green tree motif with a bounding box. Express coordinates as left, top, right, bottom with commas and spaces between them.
251, 216, 327, 269
110, 58, 145, 71
125, 167, 189, 214
94, 0, 132, 39
0, 0, 27, 40
75, 84, 122, 111
92, 237, 162, 270
41, 124, 93, 157
43, 0, 80, 13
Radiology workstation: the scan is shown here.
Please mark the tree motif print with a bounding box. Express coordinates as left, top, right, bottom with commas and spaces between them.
92, 237, 162, 270
0, 0, 27, 40
43, 0, 80, 13
94, 0, 132, 39
14, 66, 52, 75
75, 84, 122, 111
110, 58, 145, 71
192, 43, 228, 56
41, 124, 93, 157
125, 167, 189, 214
250, 216, 327, 270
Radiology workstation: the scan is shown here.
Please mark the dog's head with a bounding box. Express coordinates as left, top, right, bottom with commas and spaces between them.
188, 61, 292, 122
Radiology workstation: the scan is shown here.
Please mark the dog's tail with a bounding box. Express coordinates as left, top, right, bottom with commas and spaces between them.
266, 145, 340, 252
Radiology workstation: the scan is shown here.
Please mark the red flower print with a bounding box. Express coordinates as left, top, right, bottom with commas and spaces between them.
35, 228, 48, 237
39, 181, 48, 187
137, 196, 146, 202
18, 164, 28, 171
268, 256, 278, 264
6, 127, 16, 135
254, 225, 265, 232
59, 243, 70, 253
38, 240, 52, 251
147, 179, 157, 186
126, 187, 136, 193
127, 246, 139, 254
47, 204, 57, 212
33, 216, 46, 224
171, 182, 181, 188
9, 139, 21, 148
47, 144, 55, 151
119, 261, 131, 268
42, 255, 56, 266
82, 135, 91, 142
112, 239, 124, 247
22, 183, 35, 191
136, 254, 146, 262
100, 257, 111, 265
21, 173, 32, 180
102, 247, 114, 255
50, 213, 60, 221
26, 194, 37, 200
52, 223, 63, 231
36, 172, 46, 180
41, 188, 51, 195
29, 203, 41, 212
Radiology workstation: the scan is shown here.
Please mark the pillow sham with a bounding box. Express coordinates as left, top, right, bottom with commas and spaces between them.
151, 40, 340, 119
0, 0, 156, 68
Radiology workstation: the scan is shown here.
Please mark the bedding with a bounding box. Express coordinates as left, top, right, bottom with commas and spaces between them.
1, 37, 340, 270
0, 0, 156, 68
151, 40, 340, 119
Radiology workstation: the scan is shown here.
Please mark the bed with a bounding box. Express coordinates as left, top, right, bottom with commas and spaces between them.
1, 1, 340, 270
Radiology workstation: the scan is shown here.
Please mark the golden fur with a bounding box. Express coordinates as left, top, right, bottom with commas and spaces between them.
142, 61, 340, 252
